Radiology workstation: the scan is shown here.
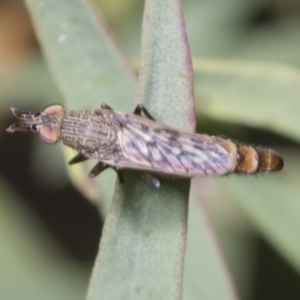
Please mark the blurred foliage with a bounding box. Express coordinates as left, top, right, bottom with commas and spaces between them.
1, 0, 300, 299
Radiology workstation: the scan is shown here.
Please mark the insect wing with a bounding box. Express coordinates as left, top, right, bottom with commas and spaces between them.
117, 114, 236, 177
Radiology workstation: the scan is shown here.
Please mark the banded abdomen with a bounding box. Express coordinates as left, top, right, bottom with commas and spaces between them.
216, 137, 283, 174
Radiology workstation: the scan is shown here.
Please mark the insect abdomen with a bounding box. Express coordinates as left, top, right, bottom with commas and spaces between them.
235, 145, 284, 174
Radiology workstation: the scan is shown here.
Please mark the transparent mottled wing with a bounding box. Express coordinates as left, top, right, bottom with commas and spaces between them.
116, 115, 236, 177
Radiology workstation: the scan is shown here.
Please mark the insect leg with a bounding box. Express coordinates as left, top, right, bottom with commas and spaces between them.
139, 172, 161, 188
113, 169, 124, 183
132, 104, 156, 121
88, 162, 124, 183
101, 103, 113, 110
69, 153, 89, 165
89, 162, 109, 178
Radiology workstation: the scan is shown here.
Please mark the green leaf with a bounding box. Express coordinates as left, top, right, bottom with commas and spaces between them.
25, 0, 135, 111
87, 0, 195, 299
24, 0, 136, 212
183, 198, 238, 300
194, 59, 300, 142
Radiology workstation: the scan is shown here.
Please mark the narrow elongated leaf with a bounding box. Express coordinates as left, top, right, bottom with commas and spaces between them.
24, 0, 136, 210
183, 196, 238, 300
25, 0, 135, 110
194, 59, 300, 141
87, 0, 194, 299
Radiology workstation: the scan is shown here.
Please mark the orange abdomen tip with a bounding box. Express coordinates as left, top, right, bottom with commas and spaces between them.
235, 146, 284, 174
256, 148, 284, 172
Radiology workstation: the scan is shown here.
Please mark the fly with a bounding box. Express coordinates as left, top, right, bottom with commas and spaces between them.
6, 103, 284, 188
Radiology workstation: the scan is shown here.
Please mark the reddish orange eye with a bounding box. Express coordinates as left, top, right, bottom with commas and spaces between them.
43, 104, 64, 115
38, 126, 59, 144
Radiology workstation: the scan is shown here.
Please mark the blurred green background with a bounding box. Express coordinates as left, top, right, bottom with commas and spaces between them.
1, 0, 300, 299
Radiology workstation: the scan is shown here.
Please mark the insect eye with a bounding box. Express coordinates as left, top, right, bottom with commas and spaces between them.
38, 126, 59, 144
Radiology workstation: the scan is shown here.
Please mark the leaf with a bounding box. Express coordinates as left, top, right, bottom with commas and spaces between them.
24, 0, 136, 210
193, 59, 300, 142
183, 197, 238, 300
87, 0, 195, 299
